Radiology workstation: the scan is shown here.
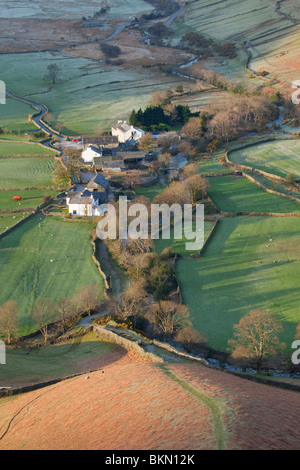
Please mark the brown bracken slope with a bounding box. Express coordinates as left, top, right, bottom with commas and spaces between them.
0, 355, 300, 450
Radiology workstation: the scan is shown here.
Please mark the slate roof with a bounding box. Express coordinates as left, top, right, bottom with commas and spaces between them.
83, 136, 119, 147
86, 145, 102, 155
87, 173, 109, 191
68, 190, 107, 205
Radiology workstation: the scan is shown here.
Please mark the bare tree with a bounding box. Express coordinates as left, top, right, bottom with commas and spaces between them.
0, 301, 19, 344
117, 282, 148, 328
56, 298, 75, 333
228, 309, 285, 374
31, 299, 56, 345
183, 163, 199, 177
182, 118, 204, 141
44, 64, 61, 85
175, 326, 207, 353
75, 284, 103, 316
138, 133, 156, 153
185, 174, 209, 203
151, 301, 191, 341
159, 151, 172, 167
154, 181, 191, 207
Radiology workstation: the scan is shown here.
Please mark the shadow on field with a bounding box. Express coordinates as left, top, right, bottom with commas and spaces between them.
0, 339, 127, 390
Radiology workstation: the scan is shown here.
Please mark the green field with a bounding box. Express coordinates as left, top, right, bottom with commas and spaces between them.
0, 189, 59, 212
175, 217, 300, 352
135, 183, 166, 201
208, 176, 300, 213
0, 217, 105, 335
1, 0, 153, 20
0, 157, 55, 189
155, 221, 215, 255
0, 141, 55, 156
229, 140, 300, 178
170, 0, 300, 85
0, 98, 37, 134
0, 213, 24, 233
0, 332, 122, 388
198, 158, 233, 176
0, 52, 189, 135
250, 174, 300, 201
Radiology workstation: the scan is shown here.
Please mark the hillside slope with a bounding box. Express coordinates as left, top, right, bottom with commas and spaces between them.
1, 356, 300, 450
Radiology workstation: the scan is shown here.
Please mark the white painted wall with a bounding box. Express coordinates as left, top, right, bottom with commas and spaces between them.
82, 146, 103, 163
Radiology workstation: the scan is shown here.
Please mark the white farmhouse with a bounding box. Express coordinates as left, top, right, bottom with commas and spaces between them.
82, 145, 103, 163
66, 190, 107, 217
112, 121, 145, 143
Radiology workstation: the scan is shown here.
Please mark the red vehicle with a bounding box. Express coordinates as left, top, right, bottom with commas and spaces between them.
13, 196, 23, 201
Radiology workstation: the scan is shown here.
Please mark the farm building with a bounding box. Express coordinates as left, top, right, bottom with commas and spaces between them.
86, 173, 109, 193
82, 136, 119, 149
82, 145, 103, 163
66, 190, 108, 217
112, 121, 145, 143
94, 156, 126, 173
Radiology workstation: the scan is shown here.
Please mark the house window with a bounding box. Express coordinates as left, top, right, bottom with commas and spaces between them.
73, 210, 77, 215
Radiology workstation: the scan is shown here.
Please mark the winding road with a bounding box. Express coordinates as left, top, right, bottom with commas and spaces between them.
6, 90, 63, 141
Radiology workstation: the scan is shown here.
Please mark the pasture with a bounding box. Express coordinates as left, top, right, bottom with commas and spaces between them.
155, 221, 215, 255
0, 52, 190, 134
229, 140, 300, 178
198, 158, 233, 176
0, 213, 23, 233
0, 98, 37, 135
0, 331, 123, 388
0, 156, 55, 189
207, 175, 300, 213
177, 0, 285, 42
0, 216, 105, 335
0, 0, 153, 20
0, 189, 59, 211
135, 182, 166, 201
0, 141, 55, 156
171, 0, 300, 86
175, 216, 300, 351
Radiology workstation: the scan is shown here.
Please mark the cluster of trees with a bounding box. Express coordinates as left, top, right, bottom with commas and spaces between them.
105, 208, 177, 302
181, 32, 237, 59
178, 94, 277, 153
129, 104, 193, 131
106, 281, 206, 349
0, 285, 102, 345
153, 164, 209, 206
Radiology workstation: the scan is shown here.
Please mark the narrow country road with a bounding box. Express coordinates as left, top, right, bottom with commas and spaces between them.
165, 1, 186, 25
6, 90, 63, 140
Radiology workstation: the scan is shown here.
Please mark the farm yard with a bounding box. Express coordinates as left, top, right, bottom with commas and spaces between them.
229, 140, 300, 179
0, 216, 105, 336
175, 216, 300, 352
207, 175, 300, 214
